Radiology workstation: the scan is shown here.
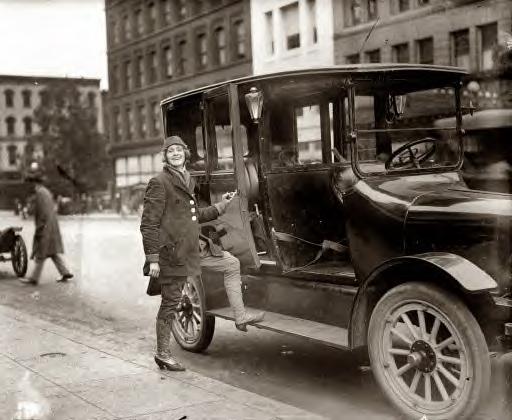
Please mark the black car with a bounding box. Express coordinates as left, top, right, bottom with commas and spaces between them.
158, 64, 511, 420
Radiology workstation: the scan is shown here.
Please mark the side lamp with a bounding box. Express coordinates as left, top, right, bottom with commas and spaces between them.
245, 87, 263, 123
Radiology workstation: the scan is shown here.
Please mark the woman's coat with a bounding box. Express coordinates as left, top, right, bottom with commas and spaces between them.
32, 185, 64, 259
140, 167, 219, 283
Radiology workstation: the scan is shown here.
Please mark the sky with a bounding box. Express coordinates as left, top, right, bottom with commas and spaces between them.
0, 0, 108, 89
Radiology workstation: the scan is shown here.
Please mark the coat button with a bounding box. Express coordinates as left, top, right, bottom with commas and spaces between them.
191, 208, 196, 213
189, 200, 194, 205
192, 215, 197, 221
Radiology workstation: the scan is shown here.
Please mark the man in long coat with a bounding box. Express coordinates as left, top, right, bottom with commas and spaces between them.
21, 171, 73, 285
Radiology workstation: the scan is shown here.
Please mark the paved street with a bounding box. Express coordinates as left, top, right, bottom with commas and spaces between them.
1, 211, 511, 419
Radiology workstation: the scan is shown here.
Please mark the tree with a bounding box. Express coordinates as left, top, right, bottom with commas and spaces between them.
28, 81, 110, 197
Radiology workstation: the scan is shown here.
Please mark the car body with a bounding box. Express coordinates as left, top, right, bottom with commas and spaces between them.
159, 64, 512, 420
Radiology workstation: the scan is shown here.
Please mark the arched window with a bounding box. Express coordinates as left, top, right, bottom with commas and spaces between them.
23, 117, 32, 135
5, 89, 14, 107
6, 116, 16, 136
22, 90, 32, 108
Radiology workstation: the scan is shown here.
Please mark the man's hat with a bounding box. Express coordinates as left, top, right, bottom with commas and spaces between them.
162, 135, 188, 152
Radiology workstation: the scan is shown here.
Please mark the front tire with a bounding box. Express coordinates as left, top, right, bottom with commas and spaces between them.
171, 276, 215, 353
11, 235, 27, 277
368, 282, 490, 420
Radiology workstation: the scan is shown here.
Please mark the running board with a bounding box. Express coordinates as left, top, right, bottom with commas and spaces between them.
207, 307, 349, 349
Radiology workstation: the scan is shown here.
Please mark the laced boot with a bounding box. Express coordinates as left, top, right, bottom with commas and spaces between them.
154, 318, 185, 371
224, 275, 264, 332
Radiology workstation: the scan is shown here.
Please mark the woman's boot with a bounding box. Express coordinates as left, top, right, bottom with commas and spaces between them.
154, 318, 185, 371
224, 275, 264, 332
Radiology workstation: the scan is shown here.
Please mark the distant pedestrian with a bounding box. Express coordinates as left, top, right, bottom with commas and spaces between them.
20, 168, 74, 285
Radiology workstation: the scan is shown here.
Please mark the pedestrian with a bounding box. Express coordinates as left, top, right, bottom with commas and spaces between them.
20, 168, 74, 285
140, 135, 264, 372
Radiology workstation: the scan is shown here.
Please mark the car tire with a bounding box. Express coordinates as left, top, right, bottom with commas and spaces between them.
11, 235, 28, 277
368, 281, 491, 420
171, 276, 215, 353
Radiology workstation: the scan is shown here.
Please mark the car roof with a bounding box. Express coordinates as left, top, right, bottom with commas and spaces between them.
161, 64, 467, 106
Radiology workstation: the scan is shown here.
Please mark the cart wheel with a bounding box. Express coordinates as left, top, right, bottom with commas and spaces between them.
368, 281, 490, 420
171, 276, 215, 353
11, 235, 28, 277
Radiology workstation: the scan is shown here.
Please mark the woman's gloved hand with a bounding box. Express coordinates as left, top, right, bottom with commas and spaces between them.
215, 191, 237, 215
149, 262, 160, 278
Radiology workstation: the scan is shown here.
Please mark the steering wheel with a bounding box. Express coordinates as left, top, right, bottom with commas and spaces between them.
385, 137, 437, 170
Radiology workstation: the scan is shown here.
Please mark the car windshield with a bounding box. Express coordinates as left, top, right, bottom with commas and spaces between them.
354, 85, 461, 174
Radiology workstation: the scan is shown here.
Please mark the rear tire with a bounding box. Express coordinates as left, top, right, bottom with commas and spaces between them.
171, 276, 215, 353
368, 282, 490, 420
11, 235, 28, 277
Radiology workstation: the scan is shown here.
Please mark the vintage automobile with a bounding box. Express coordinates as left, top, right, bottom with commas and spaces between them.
159, 64, 512, 420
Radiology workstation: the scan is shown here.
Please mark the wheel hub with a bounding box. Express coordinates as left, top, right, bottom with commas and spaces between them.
410, 340, 436, 373
180, 296, 193, 315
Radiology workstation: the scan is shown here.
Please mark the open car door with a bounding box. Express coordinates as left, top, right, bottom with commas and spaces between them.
202, 84, 260, 270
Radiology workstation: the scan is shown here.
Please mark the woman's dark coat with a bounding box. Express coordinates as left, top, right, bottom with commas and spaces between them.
32, 185, 64, 259
140, 167, 219, 283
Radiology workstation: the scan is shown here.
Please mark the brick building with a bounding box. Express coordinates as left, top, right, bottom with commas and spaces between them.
333, 0, 511, 107
104, 0, 252, 205
0, 75, 103, 209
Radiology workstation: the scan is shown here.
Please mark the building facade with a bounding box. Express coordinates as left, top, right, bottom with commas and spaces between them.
250, 0, 334, 74
333, 0, 511, 107
105, 0, 252, 200
0, 75, 103, 208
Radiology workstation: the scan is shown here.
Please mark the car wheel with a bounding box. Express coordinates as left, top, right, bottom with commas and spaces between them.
171, 276, 215, 353
11, 235, 28, 277
368, 281, 490, 420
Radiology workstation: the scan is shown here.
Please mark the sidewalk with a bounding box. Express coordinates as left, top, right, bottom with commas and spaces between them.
0, 305, 326, 420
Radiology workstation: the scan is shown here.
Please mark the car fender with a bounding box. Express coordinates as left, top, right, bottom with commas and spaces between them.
349, 252, 498, 349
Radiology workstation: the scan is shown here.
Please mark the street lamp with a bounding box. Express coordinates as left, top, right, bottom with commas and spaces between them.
245, 87, 263, 123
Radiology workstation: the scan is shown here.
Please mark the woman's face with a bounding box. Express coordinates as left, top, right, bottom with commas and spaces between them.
165, 145, 186, 169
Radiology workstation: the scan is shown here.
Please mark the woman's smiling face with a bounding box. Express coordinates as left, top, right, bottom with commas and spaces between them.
165, 144, 186, 169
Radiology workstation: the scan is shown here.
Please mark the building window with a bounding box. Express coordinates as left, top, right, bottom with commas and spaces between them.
6, 117, 16, 136
416, 37, 434, 64
112, 20, 120, 44
177, 39, 187, 74
367, 0, 377, 20
346, 53, 360, 64
398, 0, 409, 12
152, 101, 161, 134
479, 22, 497, 71
148, 50, 158, 84
178, 0, 187, 19
147, 2, 156, 32
392, 43, 409, 63
214, 27, 227, 65
5, 89, 14, 107
418, 0, 430, 5
233, 19, 246, 59
138, 104, 147, 138
112, 64, 120, 94
282, 2, 300, 50
39, 90, 49, 107
23, 117, 32, 136
113, 108, 121, 142
307, 0, 318, 44
265, 11, 274, 56
350, 0, 362, 25
365, 49, 381, 63
22, 90, 31, 108
163, 45, 173, 78
136, 55, 145, 87
87, 92, 96, 108
124, 60, 133, 91
197, 32, 208, 69
451, 29, 470, 70
123, 14, 131, 41
135, 8, 144, 36
161, 0, 172, 25
126, 107, 133, 140
7, 145, 17, 166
